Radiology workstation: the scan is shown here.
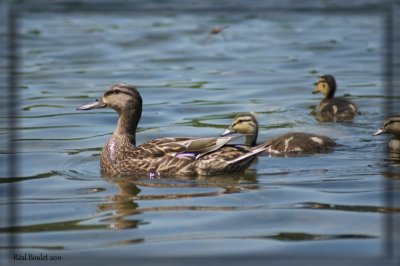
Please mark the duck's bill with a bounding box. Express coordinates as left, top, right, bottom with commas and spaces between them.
220, 128, 234, 137
312, 88, 320, 94
77, 99, 106, 110
373, 128, 385, 136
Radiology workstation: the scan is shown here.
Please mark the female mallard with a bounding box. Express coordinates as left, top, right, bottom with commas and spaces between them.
373, 114, 400, 152
77, 83, 268, 177
312, 75, 360, 122
221, 113, 336, 155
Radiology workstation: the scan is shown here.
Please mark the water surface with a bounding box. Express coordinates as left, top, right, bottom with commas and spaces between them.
1, 3, 399, 262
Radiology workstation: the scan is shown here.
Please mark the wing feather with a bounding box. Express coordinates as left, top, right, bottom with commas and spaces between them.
137, 135, 243, 158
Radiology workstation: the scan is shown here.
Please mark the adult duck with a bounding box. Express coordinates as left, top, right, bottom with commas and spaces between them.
77, 83, 268, 177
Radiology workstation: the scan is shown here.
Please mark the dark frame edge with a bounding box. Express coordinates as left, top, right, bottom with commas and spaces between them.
5, 1, 400, 266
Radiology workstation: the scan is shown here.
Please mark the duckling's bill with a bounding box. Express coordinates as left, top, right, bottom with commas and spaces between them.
221, 127, 235, 136
373, 128, 385, 136
312, 87, 320, 94
312, 82, 323, 94
312, 78, 326, 94
77, 99, 106, 110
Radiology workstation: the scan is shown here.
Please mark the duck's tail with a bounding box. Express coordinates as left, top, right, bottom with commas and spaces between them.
228, 142, 269, 164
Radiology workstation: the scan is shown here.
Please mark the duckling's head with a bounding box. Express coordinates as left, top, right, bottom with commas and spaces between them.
312, 75, 336, 99
221, 113, 259, 146
373, 115, 400, 137
78, 83, 142, 115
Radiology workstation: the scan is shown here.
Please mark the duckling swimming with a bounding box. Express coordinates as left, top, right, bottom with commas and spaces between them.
373, 114, 400, 152
312, 75, 359, 122
77, 83, 269, 177
221, 113, 336, 155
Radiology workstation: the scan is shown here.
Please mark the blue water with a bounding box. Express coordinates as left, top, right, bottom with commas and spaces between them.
1, 1, 399, 263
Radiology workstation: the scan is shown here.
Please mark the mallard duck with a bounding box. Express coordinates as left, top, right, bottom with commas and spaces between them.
312, 75, 360, 122
77, 83, 269, 177
373, 114, 400, 152
221, 113, 336, 155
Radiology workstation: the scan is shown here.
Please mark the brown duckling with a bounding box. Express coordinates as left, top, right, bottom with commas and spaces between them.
77, 83, 269, 177
373, 114, 400, 152
312, 75, 360, 122
221, 113, 336, 155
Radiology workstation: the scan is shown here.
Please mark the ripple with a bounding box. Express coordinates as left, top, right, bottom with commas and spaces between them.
58, 155, 100, 180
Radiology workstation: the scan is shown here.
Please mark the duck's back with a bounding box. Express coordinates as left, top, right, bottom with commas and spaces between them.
265, 132, 336, 155
317, 97, 359, 120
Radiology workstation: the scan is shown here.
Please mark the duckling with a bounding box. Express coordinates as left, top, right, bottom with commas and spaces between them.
312, 75, 359, 122
77, 83, 269, 177
373, 114, 400, 152
221, 113, 336, 155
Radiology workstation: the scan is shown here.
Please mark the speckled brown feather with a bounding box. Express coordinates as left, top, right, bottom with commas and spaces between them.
265, 132, 336, 154
317, 97, 359, 120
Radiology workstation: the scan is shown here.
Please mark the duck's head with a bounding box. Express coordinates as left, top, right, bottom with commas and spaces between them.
312, 75, 336, 99
78, 83, 143, 137
78, 83, 142, 115
373, 115, 400, 137
221, 113, 259, 146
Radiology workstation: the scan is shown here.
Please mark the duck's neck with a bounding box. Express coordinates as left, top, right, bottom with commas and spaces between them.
114, 108, 141, 146
245, 130, 258, 147
324, 88, 336, 100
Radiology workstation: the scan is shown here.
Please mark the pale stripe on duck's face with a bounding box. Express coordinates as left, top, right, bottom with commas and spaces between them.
104, 83, 140, 98
383, 115, 400, 135
383, 115, 400, 128
102, 83, 142, 112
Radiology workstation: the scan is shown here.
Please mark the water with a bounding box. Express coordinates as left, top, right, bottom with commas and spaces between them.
1, 2, 399, 262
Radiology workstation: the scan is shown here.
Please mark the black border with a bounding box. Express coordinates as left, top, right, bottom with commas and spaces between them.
5, 1, 400, 265
6, 0, 19, 261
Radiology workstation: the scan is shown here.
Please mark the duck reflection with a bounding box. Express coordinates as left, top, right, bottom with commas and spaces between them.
387, 150, 400, 165
380, 148, 400, 180
97, 172, 258, 230
96, 178, 142, 230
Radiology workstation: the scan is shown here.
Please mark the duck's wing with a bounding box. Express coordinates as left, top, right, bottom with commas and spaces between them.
138, 134, 243, 158
194, 142, 270, 176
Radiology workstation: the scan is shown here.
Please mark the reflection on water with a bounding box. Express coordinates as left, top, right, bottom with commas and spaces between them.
99, 174, 258, 230
382, 150, 400, 179
387, 151, 400, 164
98, 180, 142, 230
